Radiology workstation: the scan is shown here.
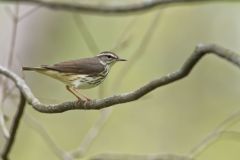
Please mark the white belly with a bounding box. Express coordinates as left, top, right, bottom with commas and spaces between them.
71, 75, 106, 89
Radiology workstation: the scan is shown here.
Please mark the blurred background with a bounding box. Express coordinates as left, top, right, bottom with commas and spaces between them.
1, 1, 240, 160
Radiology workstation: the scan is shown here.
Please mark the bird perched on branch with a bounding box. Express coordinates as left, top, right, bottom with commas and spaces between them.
23, 51, 126, 101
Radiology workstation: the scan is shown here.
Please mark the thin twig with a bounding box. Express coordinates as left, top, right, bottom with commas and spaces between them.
1, 92, 26, 160
2, 0, 227, 14
0, 44, 239, 113
72, 14, 99, 55
188, 107, 240, 158
111, 17, 137, 52
69, 109, 112, 158
19, 5, 41, 20
114, 11, 161, 90
7, 4, 19, 69
2, 85, 17, 104
0, 110, 9, 139
24, 113, 72, 160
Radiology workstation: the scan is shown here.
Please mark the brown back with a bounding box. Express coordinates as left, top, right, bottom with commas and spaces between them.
42, 57, 104, 75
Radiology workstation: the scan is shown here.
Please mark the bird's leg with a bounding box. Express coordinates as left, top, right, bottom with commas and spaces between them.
66, 85, 82, 100
66, 86, 91, 101
72, 88, 91, 101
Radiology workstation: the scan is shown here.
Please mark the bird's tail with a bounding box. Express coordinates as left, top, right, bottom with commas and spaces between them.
22, 67, 45, 71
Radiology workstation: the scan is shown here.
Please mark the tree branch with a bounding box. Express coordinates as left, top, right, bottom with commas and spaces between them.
1, 92, 26, 160
0, 44, 239, 113
0, 0, 232, 14
89, 153, 192, 160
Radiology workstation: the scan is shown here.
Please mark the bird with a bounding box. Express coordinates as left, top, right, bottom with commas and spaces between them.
22, 51, 126, 101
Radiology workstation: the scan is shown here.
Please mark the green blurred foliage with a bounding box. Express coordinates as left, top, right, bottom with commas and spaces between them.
1, 1, 240, 160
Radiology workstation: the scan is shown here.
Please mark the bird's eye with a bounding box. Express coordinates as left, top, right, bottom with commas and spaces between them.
107, 55, 112, 59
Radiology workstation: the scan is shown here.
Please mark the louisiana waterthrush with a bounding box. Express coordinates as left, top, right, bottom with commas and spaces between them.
23, 51, 126, 100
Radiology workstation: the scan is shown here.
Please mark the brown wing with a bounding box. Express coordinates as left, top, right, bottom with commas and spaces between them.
42, 57, 104, 75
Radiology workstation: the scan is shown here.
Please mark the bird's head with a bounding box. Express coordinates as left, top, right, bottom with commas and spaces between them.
97, 51, 126, 66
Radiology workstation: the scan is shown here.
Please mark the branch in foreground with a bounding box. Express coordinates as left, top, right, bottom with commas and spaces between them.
1, 92, 26, 160
89, 153, 192, 160
0, 44, 240, 113
2, 0, 225, 14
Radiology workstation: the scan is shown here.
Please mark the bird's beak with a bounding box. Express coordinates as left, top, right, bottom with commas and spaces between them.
117, 58, 127, 61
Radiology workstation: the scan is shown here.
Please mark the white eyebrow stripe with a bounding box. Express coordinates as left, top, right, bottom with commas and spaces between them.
99, 53, 118, 59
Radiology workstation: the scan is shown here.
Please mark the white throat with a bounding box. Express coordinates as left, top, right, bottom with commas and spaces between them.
99, 59, 106, 66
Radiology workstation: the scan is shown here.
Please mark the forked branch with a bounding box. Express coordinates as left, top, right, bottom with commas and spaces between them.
0, 44, 240, 113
